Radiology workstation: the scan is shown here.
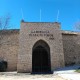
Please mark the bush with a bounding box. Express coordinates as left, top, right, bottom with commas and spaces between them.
75, 69, 80, 73
0, 61, 7, 72
75, 67, 80, 73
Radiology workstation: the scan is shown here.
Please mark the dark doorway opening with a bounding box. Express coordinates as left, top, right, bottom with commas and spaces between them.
32, 40, 51, 74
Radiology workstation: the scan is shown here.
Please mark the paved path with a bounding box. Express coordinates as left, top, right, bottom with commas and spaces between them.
0, 65, 80, 80
0, 72, 67, 80
54, 65, 80, 80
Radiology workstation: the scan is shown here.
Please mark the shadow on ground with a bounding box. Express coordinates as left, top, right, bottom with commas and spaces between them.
55, 65, 80, 71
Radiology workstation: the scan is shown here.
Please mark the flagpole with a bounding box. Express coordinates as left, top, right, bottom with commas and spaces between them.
56, 10, 59, 21
21, 8, 24, 20
40, 9, 41, 22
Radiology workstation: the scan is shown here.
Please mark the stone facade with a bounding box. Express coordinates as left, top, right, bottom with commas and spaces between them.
0, 30, 19, 71
17, 22, 64, 73
0, 22, 80, 73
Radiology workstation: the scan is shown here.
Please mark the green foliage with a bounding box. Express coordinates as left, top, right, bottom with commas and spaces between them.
75, 68, 80, 73
75, 70, 80, 73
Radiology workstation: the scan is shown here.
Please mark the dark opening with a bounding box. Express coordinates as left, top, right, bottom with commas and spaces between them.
32, 40, 51, 74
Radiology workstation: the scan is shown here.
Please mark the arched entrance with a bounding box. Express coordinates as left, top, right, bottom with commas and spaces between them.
32, 40, 51, 74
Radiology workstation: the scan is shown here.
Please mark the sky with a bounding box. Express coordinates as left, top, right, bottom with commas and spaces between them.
0, 0, 80, 31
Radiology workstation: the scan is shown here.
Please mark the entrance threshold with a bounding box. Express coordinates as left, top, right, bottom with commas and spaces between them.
31, 71, 53, 74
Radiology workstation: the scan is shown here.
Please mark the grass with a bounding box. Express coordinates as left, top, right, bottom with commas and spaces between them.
75, 69, 80, 73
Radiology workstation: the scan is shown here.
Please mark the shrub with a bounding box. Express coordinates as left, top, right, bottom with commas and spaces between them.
0, 61, 7, 72
75, 67, 80, 73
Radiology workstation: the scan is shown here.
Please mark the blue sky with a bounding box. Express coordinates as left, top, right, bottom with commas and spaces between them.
0, 0, 80, 31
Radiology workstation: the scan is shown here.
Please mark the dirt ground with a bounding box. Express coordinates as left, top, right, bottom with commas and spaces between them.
0, 72, 67, 80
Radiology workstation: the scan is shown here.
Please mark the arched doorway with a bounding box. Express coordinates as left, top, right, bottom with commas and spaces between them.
32, 40, 51, 74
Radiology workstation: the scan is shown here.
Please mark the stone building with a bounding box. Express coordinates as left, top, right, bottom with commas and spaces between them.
0, 21, 80, 73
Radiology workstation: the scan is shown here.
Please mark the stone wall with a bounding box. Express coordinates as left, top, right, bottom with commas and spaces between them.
0, 26, 80, 72
0, 30, 19, 71
62, 31, 80, 66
